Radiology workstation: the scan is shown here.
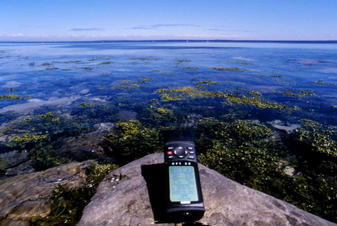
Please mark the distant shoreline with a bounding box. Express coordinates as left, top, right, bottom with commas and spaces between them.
1, 40, 337, 44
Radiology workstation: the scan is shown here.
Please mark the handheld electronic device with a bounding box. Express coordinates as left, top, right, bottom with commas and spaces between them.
164, 139, 205, 222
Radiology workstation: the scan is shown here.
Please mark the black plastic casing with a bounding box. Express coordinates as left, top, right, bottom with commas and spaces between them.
164, 140, 205, 223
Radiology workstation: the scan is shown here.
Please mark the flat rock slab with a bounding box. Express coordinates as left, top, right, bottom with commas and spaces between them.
78, 153, 335, 226
0, 160, 93, 226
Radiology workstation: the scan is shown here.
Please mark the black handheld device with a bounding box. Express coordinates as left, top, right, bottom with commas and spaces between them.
164, 138, 205, 223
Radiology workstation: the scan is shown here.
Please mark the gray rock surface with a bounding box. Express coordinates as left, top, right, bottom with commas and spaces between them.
4, 160, 34, 176
78, 153, 336, 226
0, 150, 34, 176
0, 160, 94, 226
0, 150, 29, 168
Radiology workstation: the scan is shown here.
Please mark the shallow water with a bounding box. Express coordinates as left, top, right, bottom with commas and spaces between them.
1, 41, 337, 223
1, 41, 337, 126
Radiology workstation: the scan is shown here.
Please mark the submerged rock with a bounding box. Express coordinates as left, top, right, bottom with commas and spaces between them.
117, 110, 137, 121
93, 122, 114, 132
0, 160, 93, 225
78, 153, 334, 226
268, 119, 301, 134
4, 160, 34, 176
55, 122, 114, 162
0, 150, 34, 177
79, 89, 90, 95
0, 150, 29, 168
0, 96, 80, 114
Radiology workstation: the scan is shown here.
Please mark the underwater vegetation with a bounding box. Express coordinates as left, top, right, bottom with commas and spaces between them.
81, 67, 93, 71
96, 114, 337, 222
192, 79, 219, 89
0, 76, 335, 223
182, 66, 200, 71
129, 56, 159, 61
111, 77, 155, 90
99, 61, 112, 65
2, 110, 102, 170
237, 61, 251, 65
155, 84, 297, 110
101, 120, 161, 164
0, 94, 24, 100
2, 41, 337, 224
31, 162, 118, 225
292, 119, 337, 158
194, 118, 336, 222
313, 80, 337, 87
175, 59, 191, 64
270, 74, 283, 78
211, 67, 246, 72
281, 90, 316, 98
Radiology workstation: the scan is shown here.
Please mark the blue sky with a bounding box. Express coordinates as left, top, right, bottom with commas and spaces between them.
1, 0, 337, 41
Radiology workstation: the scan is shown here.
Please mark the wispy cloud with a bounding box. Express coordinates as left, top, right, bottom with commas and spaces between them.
69, 28, 102, 31
208, 27, 254, 33
130, 24, 200, 30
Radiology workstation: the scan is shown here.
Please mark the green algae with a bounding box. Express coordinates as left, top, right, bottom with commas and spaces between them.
211, 67, 246, 72
156, 107, 172, 114
2, 98, 335, 223
30, 145, 70, 171
182, 66, 200, 71
237, 61, 251, 65
0, 94, 24, 100
224, 93, 298, 110
101, 120, 161, 163
99, 61, 112, 65
31, 162, 118, 225
63, 60, 81, 64
80, 102, 89, 107
111, 77, 155, 90
193, 79, 219, 89
176, 59, 191, 64
293, 119, 337, 158
282, 90, 316, 98
129, 56, 158, 61
270, 74, 283, 78
0, 157, 7, 172
12, 132, 49, 145
81, 67, 93, 71
155, 86, 296, 110
313, 80, 337, 87
46, 67, 59, 70
195, 118, 336, 222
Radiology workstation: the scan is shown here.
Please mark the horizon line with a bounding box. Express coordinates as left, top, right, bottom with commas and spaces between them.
1, 39, 337, 43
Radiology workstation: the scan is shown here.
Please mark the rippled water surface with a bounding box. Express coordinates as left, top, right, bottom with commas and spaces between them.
1, 41, 337, 125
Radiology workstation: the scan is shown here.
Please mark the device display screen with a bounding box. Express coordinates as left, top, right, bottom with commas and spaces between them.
169, 166, 199, 202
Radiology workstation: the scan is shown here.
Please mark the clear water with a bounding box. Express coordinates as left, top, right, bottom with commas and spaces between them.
1, 41, 337, 222
1, 41, 337, 125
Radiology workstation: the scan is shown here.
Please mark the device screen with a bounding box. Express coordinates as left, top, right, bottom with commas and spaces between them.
169, 166, 199, 202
